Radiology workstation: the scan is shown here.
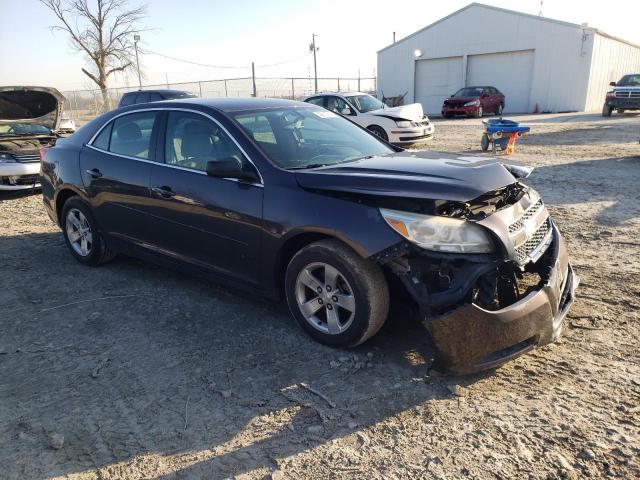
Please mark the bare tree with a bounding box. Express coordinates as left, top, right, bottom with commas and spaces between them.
40, 0, 147, 111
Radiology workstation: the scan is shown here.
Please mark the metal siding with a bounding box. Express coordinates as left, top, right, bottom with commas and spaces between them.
584, 33, 640, 111
414, 56, 464, 114
466, 50, 535, 113
377, 4, 595, 113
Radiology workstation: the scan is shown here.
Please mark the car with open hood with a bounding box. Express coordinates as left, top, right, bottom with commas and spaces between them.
304, 92, 434, 144
0, 86, 65, 190
40, 98, 577, 374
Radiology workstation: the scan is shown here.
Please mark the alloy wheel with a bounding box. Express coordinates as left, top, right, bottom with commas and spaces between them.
294, 262, 356, 335
66, 208, 93, 257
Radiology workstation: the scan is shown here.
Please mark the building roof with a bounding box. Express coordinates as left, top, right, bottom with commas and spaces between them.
378, 2, 640, 53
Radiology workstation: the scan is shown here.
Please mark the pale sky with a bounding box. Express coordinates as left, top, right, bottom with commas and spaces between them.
1, 0, 639, 92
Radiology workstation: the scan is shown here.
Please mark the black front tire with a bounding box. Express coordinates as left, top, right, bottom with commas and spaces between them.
61, 197, 116, 266
602, 104, 613, 117
476, 106, 484, 118
367, 125, 389, 142
285, 239, 389, 347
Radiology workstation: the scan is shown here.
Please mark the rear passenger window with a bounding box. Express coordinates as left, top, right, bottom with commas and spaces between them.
135, 92, 150, 104
306, 97, 325, 107
119, 94, 135, 106
92, 122, 113, 150
148, 92, 163, 102
107, 112, 157, 160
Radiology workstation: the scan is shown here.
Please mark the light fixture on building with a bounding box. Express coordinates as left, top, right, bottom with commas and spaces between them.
414, 49, 423, 58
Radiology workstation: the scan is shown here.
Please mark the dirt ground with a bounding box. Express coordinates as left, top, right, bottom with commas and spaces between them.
1, 112, 639, 480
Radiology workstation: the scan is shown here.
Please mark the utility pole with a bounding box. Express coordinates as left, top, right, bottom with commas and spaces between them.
393, 31, 396, 43
133, 34, 142, 89
310, 34, 319, 93
251, 62, 257, 97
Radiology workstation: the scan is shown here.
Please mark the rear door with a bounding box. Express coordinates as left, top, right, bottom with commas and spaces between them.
147, 110, 264, 284
80, 110, 159, 245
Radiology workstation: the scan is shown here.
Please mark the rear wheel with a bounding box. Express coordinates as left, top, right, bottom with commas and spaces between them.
61, 197, 116, 266
481, 134, 490, 151
367, 125, 388, 142
285, 239, 389, 347
602, 104, 613, 117
617, 108, 625, 114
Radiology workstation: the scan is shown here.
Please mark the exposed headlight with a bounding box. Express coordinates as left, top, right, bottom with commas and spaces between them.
395, 120, 413, 128
464, 100, 480, 107
379, 208, 494, 253
0, 153, 16, 163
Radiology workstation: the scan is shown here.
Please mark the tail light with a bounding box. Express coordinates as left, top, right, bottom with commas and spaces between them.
39, 147, 50, 162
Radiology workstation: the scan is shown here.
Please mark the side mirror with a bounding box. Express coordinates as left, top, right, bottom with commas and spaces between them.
341, 107, 354, 116
206, 157, 259, 183
609, 81, 617, 87
481, 93, 490, 98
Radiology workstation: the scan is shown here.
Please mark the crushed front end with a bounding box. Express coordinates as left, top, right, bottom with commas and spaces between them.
376, 184, 579, 375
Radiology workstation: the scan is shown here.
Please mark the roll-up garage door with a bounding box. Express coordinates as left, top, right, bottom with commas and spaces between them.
466, 50, 535, 113
414, 56, 464, 115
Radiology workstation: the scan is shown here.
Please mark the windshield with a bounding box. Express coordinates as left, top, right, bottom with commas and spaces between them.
453, 87, 485, 97
231, 107, 394, 170
617, 75, 640, 86
345, 95, 384, 113
0, 123, 51, 136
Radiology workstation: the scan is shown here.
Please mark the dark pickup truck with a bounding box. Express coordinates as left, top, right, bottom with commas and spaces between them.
602, 74, 640, 116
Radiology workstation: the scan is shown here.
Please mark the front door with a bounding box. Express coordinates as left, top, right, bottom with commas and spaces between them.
79, 110, 160, 245
148, 110, 264, 284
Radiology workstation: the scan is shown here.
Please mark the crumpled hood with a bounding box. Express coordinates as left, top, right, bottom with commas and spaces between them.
295, 151, 517, 203
367, 103, 425, 121
0, 86, 66, 131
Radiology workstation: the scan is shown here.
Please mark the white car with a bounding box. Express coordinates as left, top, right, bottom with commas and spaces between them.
0, 86, 64, 190
57, 112, 76, 134
304, 92, 434, 145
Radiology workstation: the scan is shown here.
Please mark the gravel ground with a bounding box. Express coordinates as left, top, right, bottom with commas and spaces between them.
0, 112, 639, 480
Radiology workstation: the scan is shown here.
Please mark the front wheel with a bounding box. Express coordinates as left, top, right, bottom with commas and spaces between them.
285, 240, 389, 347
61, 197, 116, 266
476, 106, 484, 118
367, 125, 389, 142
602, 104, 613, 117
496, 104, 503, 115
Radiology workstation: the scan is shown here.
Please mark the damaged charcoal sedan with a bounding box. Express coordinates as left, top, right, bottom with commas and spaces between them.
41, 98, 578, 374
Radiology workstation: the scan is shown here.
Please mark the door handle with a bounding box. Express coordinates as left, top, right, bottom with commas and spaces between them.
151, 186, 176, 198
85, 168, 102, 178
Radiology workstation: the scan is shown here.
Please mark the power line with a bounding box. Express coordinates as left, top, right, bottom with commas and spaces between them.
145, 49, 310, 69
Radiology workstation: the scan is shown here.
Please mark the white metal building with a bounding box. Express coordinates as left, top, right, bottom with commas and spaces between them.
377, 3, 640, 114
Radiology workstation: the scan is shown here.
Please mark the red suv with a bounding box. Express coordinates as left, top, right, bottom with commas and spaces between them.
442, 86, 505, 118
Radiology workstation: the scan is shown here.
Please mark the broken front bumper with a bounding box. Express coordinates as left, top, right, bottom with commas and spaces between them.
0, 162, 41, 190
426, 225, 578, 375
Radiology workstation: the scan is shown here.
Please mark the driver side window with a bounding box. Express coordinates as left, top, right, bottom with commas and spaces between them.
164, 112, 246, 172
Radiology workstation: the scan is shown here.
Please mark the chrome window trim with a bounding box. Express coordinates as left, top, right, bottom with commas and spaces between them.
86, 107, 264, 186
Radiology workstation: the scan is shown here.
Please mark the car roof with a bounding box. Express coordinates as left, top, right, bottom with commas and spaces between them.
122, 89, 194, 96
158, 97, 314, 113
309, 92, 370, 97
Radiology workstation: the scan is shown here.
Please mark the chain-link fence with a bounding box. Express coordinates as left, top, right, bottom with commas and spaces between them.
61, 77, 376, 123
